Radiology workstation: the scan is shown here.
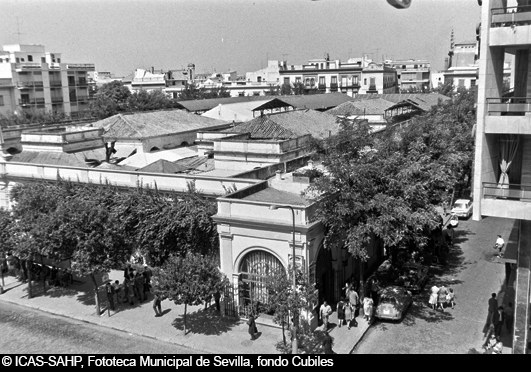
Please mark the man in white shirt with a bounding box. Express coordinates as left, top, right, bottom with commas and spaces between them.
495, 235, 505, 257
319, 301, 332, 330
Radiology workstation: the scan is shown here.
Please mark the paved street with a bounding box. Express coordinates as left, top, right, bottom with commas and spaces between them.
0, 301, 198, 354
353, 216, 515, 354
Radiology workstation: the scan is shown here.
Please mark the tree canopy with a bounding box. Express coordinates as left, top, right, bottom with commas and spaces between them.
309, 88, 476, 264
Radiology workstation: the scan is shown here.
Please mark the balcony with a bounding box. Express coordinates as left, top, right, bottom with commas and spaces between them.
51, 97, 64, 104
330, 83, 338, 92
482, 182, 531, 219
50, 80, 63, 87
15, 63, 42, 71
66, 63, 95, 71
16, 81, 43, 89
19, 98, 45, 106
487, 97, 531, 115
318, 84, 326, 91
490, 5, 531, 46
367, 85, 378, 94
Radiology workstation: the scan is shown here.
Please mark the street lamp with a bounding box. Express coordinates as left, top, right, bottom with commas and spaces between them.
269, 204, 298, 354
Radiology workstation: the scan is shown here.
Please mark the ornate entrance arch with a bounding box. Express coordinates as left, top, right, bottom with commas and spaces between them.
238, 249, 284, 317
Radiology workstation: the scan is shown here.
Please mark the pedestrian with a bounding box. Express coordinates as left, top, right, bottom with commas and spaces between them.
494, 235, 505, 258
344, 302, 353, 330
429, 285, 439, 310
322, 332, 334, 354
504, 302, 514, 333
247, 313, 258, 340
363, 294, 374, 323
126, 276, 135, 305
142, 266, 151, 299
134, 272, 144, 302
213, 290, 221, 313
319, 300, 332, 330
446, 288, 456, 309
153, 293, 163, 317
124, 263, 132, 279
336, 297, 346, 328
488, 293, 498, 326
492, 306, 504, 338
113, 280, 122, 305
105, 282, 115, 311
437, 285, 448, 311
483, 328, 497, 351
348, 286, 360, 319
370, 277, 380, 305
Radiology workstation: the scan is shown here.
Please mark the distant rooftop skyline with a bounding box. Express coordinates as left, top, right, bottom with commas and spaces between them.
0, 0, 481, 76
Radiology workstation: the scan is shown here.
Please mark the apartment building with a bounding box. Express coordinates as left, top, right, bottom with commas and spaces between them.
279, 55, 398, 97
0, 44, 94, 118
473, 0, 531, 354
385, 59, 431, 92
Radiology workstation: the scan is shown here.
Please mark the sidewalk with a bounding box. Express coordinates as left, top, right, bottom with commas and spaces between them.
0, 270, 370, 354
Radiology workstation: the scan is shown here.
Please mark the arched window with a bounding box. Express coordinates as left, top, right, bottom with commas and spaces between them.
238, 250, 284, 316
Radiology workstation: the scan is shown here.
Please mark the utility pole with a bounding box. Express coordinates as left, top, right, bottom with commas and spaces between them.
14, 17, 24, 44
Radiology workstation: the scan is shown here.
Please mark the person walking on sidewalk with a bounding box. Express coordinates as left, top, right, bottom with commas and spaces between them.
336, 297, 346, 328
492, 306, 505, 338
437, 285, 448, 311
363, 294, 374, 324
446, 288, 456, 309
153, 293, 163, 317
319, 301, 332, 330
348, 286, 360, 318
429, 285, 439, 310
494, 235, 505, 258
247, 313, 258, 340
105, 282, 115, 311
488, 293, 498, 326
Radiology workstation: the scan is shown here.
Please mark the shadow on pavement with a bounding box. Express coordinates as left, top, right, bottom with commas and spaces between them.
171, 308, 241, 336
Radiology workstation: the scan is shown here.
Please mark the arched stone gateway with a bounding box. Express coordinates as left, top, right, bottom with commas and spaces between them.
237, 249, 284, 317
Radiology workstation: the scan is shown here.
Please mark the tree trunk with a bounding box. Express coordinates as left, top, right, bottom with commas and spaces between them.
27, 260, 33, 299
183, 303, 188, 335
281, 319, 286, 347
41, 256, 46, 294
90, 272, 101, 316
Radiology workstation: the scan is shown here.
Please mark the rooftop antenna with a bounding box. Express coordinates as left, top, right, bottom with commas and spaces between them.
15, 17, 24, 44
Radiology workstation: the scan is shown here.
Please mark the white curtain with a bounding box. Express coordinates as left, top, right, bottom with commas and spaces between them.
498, 135, 520, 189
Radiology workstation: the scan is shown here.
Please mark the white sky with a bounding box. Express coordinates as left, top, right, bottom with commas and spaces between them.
0, 0, 481, 76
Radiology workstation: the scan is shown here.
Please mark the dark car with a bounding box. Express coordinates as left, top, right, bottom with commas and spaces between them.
394, 263, 429, 294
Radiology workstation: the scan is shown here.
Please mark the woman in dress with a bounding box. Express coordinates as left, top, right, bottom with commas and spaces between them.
363, 294, 374, 324
344, 302, 353, 330
429, 285, 439, 310
336, 297, 346, 328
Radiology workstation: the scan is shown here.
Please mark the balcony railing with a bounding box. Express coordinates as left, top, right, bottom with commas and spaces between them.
318, 84, 326, 91
487, 97, 531, 115
15, 63, 42, 70
491, 5, 531, 28
50, 80, 63, 87
19, 98, 45, 105
483, 182, 531, 201
16, 81, 44, 88
330, 83, 338, 92
51, 97, 64, 103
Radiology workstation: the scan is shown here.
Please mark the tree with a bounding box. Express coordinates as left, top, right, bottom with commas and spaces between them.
90, 81, 131, 119
265, 269, 320, 354
126, 89, 172, 111
178, 83, 206, 101
152, 253, 228, 335
279, 83, 292, 96
292, 81, 306, 95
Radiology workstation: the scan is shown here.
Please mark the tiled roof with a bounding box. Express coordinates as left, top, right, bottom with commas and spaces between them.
242, 187, 311, 206
177, 92, 351, 113
177, 96, 270, 112
223, 109, 339, 140
138, 159, 188, 173
10, 149, 107, 168
91, 110, 229, 140
118, 146, 198, 169
327, 98, 395, 116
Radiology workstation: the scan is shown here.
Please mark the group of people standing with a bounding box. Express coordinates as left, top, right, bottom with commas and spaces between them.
319, 282, 375, 331
104, 263, 153, 312
482, 292, 513, 354
428, 284, 455, 311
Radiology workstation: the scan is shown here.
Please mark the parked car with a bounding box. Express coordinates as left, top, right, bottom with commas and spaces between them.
451, 199, 473, 219
394, 263, 429, 294
374, 286, 413, 321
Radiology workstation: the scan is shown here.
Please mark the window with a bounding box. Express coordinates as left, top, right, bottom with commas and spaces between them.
57, 58, 61, 63
470, 80, 476, 87
0, 96, 4, 106
257, 76, 262, 83
364, 78, 367, 85
16, 57, 20, 63
28, 55, 33, 62
41, 57, 45, 63
319, 76, 325, 85
331, 76, 337, 85
284, 77, 290, 85
458, 79, 465, 87
295, 77, 301, 84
